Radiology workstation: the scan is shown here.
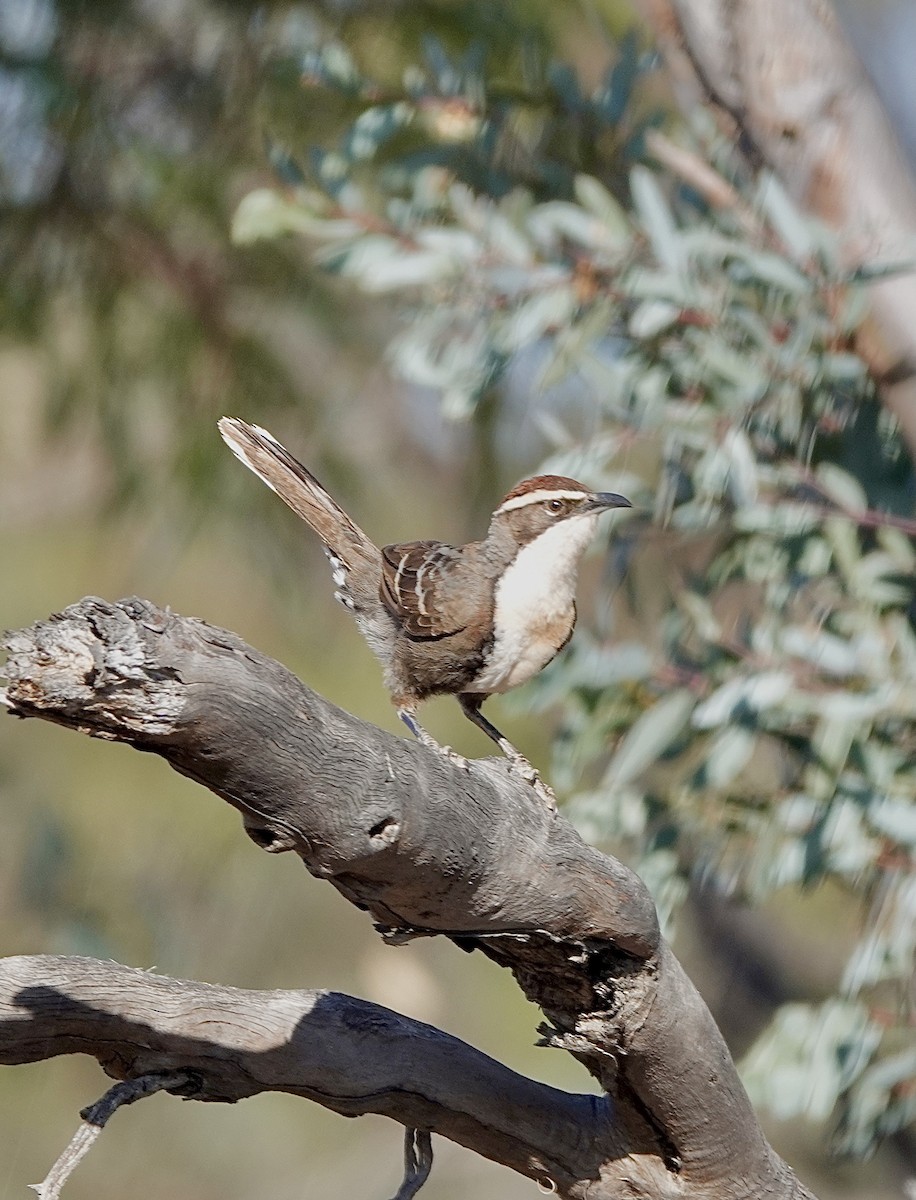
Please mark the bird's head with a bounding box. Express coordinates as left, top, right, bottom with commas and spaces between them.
487, 474, 631, 580
491, 473, 631, 537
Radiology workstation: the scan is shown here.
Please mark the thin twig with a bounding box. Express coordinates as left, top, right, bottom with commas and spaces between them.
790, 466, 916, 537
30, 1072, 191, 1200
389, 1128, 434, 1200
643, 129, 761, 238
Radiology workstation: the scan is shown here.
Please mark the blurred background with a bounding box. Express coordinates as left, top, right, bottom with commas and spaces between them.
1, 2, 914, 1198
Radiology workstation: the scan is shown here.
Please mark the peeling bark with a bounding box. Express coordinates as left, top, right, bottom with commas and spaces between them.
1, 597, 818, 1199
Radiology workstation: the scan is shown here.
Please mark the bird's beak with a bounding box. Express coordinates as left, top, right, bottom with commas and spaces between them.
588, 491, 632, 511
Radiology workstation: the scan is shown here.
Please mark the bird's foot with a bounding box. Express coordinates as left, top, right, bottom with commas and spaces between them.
531, 775, 558, 811
435, 743, 470, 772
398, 707, 469, 771
499, 743, 557, 812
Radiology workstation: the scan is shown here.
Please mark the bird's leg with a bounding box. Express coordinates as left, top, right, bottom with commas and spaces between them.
397, 707, 469, 771
458, 695, 557, 811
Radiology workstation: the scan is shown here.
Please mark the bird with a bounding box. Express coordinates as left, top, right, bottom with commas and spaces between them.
219, 417, 631, 808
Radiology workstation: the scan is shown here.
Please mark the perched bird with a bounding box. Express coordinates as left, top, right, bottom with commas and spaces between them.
219, 418, 631, 807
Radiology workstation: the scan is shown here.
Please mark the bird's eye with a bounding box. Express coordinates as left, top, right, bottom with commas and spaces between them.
546, 498, 564, 514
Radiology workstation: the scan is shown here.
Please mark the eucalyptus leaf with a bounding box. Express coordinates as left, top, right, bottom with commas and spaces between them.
868, 797, 916, 846
232, 189, 360, 245
629, 299, 680, 339
729, 249, 811, 294
693, 672, 793, 729
415, 227, 480, 259
483, 211, 535, 267
756, 173, 817, 261
741, 1001, 881, 1121
498, 288, 576, 353
701, 726, 756, 789
816, 463, 869, 515
527, 201, 626, 257
603, 690, 696, 788
634, 849, 688, 939
722, 427, 759, 506
821, 352, 867, 383
573, 174, 630, 241
833, 1045, 916, 1158
349, 248, 458, 291
630, 165, 683, 274
780, 628, 863, 677
732, 504, 821, 536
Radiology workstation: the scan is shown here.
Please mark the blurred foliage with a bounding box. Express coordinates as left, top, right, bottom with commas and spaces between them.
0, 0, 642, 513
0, 0, 306, 510
2, 0, 914, 1184
231, 24, 916, 1162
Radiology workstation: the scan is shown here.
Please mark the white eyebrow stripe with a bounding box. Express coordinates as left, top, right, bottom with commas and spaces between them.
494, 488, 588, 515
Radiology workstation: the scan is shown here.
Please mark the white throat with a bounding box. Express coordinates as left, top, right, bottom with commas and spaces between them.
468, 512, 600, 694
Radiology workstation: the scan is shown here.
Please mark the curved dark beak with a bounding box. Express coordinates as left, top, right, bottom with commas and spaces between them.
588, 491, 632, 511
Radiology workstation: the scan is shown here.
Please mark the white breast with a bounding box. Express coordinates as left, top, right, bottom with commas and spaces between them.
467, 512, 599, 694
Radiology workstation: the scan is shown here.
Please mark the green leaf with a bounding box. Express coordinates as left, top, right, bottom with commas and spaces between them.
732, 504, 821, 536
867, 797, 916, 846
846, 258, 916, 283
634, 848, 688, 939
629, 299, 679, 338
834, 1046, 916, 1158
692, 672, 793, 729
344, 103, 413, 161
842, 875, 916, 993
756, 173, 817, 261
231, 189, 360, 245
603, 690, 695, 788
728, 249, 811, 294
527, 201, 627, 257
573, 174, 630, 241
741, 1000, 881, 1121
497, 287, 576, 352
816, 463, 869, 515
630, 165, 683, 274
700, 726, 756, 789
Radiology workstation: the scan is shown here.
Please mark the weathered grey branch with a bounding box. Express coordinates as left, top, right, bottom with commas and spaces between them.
0, 955, 597, 1194
1, 597, 818, 1199
635, 0, 916, 458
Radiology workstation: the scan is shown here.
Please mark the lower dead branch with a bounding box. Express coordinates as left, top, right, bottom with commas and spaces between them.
0, 954, 605, 1196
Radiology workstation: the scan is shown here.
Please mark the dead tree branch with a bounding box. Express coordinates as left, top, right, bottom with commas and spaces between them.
0, 955, 595, 1193
1, 596, 818, 1200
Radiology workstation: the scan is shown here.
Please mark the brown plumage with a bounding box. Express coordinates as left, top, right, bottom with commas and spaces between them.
219, 417, 631, 807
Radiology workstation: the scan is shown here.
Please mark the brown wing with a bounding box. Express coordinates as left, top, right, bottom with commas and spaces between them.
380, 541, 476, 641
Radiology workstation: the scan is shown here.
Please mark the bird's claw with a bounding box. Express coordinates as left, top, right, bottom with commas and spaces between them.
531, 775, 558, 811
439, 745, 470, 772
503, 750, 557, 811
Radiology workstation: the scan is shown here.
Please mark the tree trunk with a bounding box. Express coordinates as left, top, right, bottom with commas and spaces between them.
635, 0, 916, 459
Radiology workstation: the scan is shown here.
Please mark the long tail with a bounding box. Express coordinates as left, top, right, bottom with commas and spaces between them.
218, 417, 380, 586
